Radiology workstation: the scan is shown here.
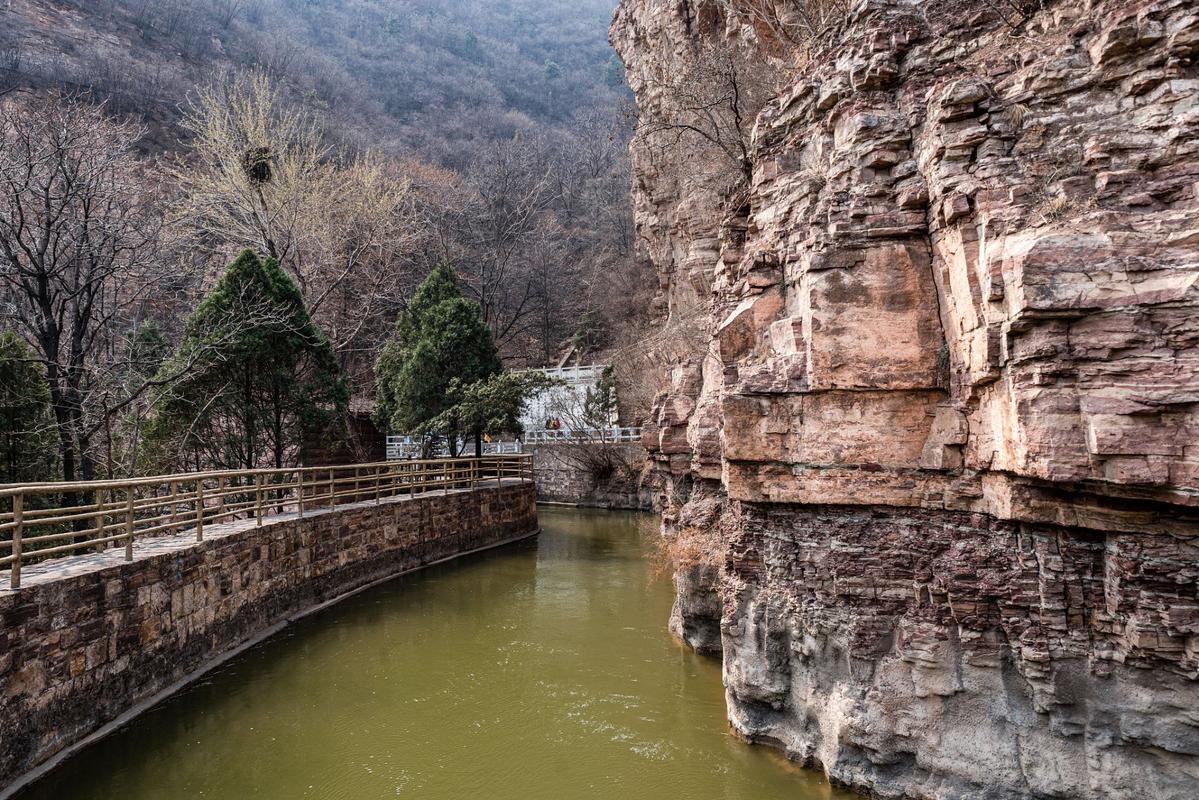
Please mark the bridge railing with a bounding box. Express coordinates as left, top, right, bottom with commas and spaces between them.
0, 454, 533, 590
522, 426, 642, 445
385, 427, 643, 459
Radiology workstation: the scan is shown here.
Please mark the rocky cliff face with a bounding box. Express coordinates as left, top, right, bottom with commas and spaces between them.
611, 1, 1199, 797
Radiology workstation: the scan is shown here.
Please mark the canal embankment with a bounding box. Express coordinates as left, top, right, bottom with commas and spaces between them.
0, 478, 537, 795
529, 443, 655, 511
11, 507, 855, 800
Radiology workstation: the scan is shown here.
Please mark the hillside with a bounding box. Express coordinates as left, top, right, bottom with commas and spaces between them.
0, 0, 626, 163
1, 0, 648, 393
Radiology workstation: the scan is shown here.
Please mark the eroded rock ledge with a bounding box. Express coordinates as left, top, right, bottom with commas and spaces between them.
611, 0, 1199, 796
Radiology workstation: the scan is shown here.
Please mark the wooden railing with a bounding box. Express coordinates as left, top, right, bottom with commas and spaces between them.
0, 455, 533, 590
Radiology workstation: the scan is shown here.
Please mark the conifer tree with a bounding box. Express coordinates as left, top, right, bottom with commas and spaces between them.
374, 262, 501, 455
0, 331, 55, 483
428, 371, 559, 455
148, 249, 348, 470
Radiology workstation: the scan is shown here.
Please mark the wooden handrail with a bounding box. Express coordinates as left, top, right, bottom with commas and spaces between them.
0, 456, 529, 497
0, 455, 535, 590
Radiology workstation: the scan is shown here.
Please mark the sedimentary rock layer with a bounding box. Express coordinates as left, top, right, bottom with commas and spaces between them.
612, 0, 1199, 795
726, 501, 1198, 798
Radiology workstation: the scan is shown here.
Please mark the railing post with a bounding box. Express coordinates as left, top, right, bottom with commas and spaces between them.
217, 476, 225, 523
124, 489, 135, 561
329, 469, 335, 508
11, 493, 23, 590
255, 473, 263, 526
375, 464, 382, 505
169, 480, 179, 534
196, 480, 205, 542
298, 469, 305, 518
443, 460, 449, 495
94, 488, 106, 553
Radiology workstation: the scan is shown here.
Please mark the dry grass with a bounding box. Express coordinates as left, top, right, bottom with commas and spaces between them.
1006, 101, 1029, 131
1038, 195, 1074, 221
648, 522, 729, 583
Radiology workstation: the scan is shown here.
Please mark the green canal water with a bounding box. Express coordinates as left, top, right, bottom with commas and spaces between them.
20, 508, 853, 800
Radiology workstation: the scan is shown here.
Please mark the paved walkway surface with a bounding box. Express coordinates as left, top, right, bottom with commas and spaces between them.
1, 478, 527, 594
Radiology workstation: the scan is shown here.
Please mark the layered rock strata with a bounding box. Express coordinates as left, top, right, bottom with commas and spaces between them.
612, 0, 1199, 796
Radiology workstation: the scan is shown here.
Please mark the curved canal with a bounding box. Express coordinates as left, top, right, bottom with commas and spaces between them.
19, 508, 852, 800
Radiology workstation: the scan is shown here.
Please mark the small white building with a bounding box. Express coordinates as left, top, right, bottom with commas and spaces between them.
517, 364, 615, 432
386, 363, 636, 459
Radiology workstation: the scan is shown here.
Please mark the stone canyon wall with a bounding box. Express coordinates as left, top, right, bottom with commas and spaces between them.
611, 0, 1199, 797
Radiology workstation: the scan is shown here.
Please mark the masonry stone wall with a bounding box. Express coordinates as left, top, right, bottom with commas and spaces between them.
530, 443, 654, 510
0, 482, 537, 791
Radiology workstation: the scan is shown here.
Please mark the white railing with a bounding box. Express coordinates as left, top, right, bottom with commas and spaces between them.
519, 364, 609, 383
385, 437, 524, 460
385, 427, 642, 460
523, 426, 642, 444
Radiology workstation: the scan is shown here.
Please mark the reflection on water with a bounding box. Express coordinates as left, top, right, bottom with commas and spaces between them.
19, 508, 854, 800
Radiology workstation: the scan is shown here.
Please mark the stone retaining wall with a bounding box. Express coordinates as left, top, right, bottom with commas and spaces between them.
0, 481, 537, 791
530, 443, 654, 510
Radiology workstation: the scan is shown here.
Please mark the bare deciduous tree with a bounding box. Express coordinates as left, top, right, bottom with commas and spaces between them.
170, 68, 333, 284
170, 70, 417, 396
304, 154, 417, 394
424, 134, 561, 357
212, 0, 247, 28
0, 92, 170, 485
639, 40, 771, 185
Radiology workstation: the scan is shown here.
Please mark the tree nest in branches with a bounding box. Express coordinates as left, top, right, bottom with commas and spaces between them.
241, 145, 273, 184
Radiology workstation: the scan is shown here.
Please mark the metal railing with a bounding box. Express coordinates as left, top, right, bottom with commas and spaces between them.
523, 426, 642, 445
0, 455, 533, 590
385, 428, 642, 460
518, 364, 610, 383
385, 437, 524, 460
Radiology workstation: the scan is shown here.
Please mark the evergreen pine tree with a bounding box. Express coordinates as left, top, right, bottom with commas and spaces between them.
148, 249, 348, 470
374, 261, 501, 455
0, 331, 55, 483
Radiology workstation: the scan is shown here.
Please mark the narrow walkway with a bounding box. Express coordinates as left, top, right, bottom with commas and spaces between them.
0, 477, 527, 594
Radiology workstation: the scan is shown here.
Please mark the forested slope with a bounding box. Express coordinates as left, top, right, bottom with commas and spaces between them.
0, 1, 655, 482
1, 0, 625, 161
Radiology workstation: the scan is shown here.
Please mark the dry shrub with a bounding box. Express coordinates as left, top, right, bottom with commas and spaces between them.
1038, 195, 1073, 221
556, 441, 642, 486
649, 523, 729, 583
647, 484, 731, 582
716, 0, 853, 69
